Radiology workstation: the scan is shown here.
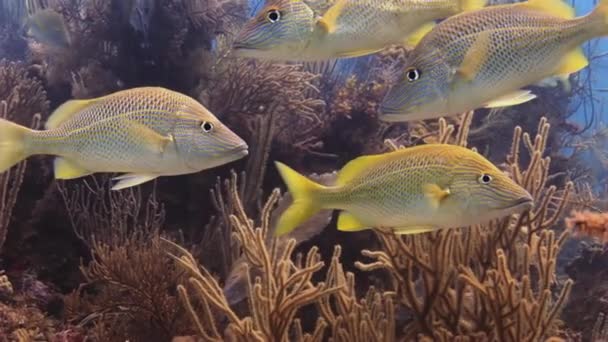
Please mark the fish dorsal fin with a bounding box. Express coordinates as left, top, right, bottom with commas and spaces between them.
46, 98, 100, 129
336, 153, 387, 186
519, 0, 575, 19
423, 183, 450, 209
394, 225, 438, 235
54, 157, 92, 179
316, 0, 347, 33
454, 31, 492, 83
458, 0, 488, 12
555, 47, 589, 76
337, 211, 368, 232
484, 90, 537, 108
404, 22, 435, 48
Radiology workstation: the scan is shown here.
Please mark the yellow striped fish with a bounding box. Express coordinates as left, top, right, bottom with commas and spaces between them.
274, 144, 533, 236
380, 0, 608, 122
0, 87, 248, 190
232, 0, 487, 61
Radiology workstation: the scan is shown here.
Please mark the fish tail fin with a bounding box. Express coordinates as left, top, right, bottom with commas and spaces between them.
0, 119, 32, 172
589, 0, 608, 36
274, 162, 326, 236
457, 0, 487, 13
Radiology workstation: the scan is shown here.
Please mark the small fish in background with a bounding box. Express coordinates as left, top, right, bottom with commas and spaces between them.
0, 87, 249, 190
380, 0, 608, 122
25, 0, 71, 49
232, 0, 487, 61
223, 172, 335, 305
274, 144, 533, 236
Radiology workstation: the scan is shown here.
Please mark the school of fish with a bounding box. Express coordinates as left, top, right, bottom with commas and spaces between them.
3, 0, 606, 236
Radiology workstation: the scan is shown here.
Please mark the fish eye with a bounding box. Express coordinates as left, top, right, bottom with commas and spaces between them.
405, 67, 421, 82
479, 174, 493, 184
266, 9, 281, 23
201, 121, 214, 133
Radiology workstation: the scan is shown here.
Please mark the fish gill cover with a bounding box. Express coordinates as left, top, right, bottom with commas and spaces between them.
0, 0, 606, 341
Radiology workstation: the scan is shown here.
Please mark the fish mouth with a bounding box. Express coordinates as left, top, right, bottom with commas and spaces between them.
232, 41, 266, 54
503, 197, 534, 212
229, 144, 249, 159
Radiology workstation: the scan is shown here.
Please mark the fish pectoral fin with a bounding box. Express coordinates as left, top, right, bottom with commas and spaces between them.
111, 173, 159, 190
335, 48, 384, 58
484, 90, 537, 108
127, 122, 173, 154
393, 225, 438, 235
520, 0, 575, 19
453, 31, 492, 83
46, 98, 103, 129
423, 183, 450, 209
316, 0, 347, 34
555, 48, 589, 76
403, 22, 435, 48
337, 211, 368, 232
54, 157, 93, 179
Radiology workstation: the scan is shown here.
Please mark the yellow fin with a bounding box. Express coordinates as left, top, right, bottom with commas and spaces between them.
45, 98, 101, 129
337, 211, 368, 232
0, 119, 31, 172
316, 0, 347, 33
455, 31, 491, 82
554, 48, 589, 76
336, 48, 384, 58
111, 173, 159, 190
458, 0, 488, 12
423, 183, 450, 209
275, 162, 326, 236
54, 157, 92, 179
336, 153, 386, 186
484, 90, 537, 108
403, 22, 435, 48
127, 123, 173, 154
520, 0, 575, 19
394, 226, 438, 235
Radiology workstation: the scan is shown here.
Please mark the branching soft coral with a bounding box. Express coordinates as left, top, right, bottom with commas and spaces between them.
170, 183, 340, 341
61, 177, 191, 341
0, 59, 49, 124
200, 56, 326, 165
170, 173, 395, 341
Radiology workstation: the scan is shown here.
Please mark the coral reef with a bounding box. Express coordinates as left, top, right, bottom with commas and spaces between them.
0, 0, 597, 340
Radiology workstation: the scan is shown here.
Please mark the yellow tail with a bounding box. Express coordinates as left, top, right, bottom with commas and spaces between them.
274, 162, 326, 236
458, 0, 487, 12
0, 118, 31, 173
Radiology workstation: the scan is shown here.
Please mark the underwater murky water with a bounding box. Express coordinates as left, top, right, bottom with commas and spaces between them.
0, 0, 607, 341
